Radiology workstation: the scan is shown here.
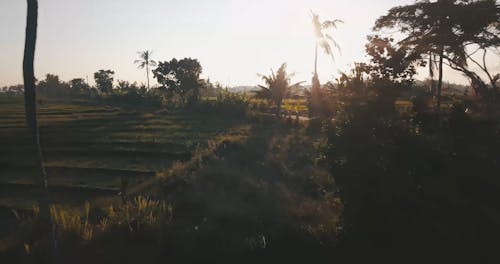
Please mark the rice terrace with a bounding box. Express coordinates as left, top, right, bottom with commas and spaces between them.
1, 0, 500, 263
0, 95, 239, 206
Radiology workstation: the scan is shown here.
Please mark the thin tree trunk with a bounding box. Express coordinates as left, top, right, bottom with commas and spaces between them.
429, 53, 435, 95
146, 63, 150, 90
436, 49, 444, 112
314, 44, 318, 76
23, 0, 59, 261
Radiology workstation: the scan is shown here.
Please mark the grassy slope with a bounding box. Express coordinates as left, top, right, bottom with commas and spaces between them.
0, 95, 243, 237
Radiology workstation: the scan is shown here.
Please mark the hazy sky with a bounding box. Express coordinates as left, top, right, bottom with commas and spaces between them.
0, 0, 497, 87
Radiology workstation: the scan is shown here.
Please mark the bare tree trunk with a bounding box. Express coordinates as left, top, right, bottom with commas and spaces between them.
429, 53, 435, 95
436, 49, 444, 112
23, 0, 59, 261
146, 63, 150, 90
314, 44, 318, 76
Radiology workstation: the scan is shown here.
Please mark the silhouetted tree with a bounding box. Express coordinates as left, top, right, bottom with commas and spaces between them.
310, 11, 342, 117
311, 11, 342, 77
256, 63, 302, 116
134, 50, 157, 90
116, 80, 139, 92
94, 69, 115, 94
153, 58, 203, 107
442, 0, 499, 96
374, 0, 500, 108
69, 78, 90, 96
38, 74, 70, 98
23, 0, 59, 261
2, 84, 24, 95
365, 35, 422, 84
340, 63, 370, 93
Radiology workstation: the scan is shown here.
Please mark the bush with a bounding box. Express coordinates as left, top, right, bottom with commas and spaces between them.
193, 89, 249, 117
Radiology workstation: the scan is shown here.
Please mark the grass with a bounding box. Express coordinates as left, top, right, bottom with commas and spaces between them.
0, 93, 344, 260
0, 95, 242, 212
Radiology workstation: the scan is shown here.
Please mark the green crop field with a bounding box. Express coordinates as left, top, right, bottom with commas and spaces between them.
0, 95, 241, 210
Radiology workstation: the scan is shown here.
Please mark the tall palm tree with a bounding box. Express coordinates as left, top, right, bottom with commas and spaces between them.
23, 0, 59, 261
134, 50, 157, 89
257, 63, 303, 116
311, 11, 342, 77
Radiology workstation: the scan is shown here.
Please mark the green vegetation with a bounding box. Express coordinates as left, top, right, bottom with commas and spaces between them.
0, 95, 242, 210
256, 63, 303, 116
1, 0, 500, 263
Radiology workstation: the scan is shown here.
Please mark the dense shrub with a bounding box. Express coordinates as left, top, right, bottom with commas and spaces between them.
193, 89, 249, 117
319, 90, 500, 259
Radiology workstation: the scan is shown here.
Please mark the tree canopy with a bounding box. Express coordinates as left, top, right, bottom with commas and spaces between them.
256, 63, 302, 116
94, 69, 115, 94
374, 0, 500, 97
153, 58, 203, 106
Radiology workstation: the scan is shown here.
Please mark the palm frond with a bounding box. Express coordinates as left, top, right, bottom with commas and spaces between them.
320, 40, 334, 59
325, 34, 341, 54
322, 19, 343, 29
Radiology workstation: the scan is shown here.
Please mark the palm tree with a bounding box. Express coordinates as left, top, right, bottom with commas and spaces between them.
311, 11, 342, 77
23, 0, 59, 261
309, 12, 342, 117
134, 50, 157, 89
257, 63, 303, 116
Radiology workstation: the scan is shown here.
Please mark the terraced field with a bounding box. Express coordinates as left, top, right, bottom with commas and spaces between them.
0, 95, 240, 210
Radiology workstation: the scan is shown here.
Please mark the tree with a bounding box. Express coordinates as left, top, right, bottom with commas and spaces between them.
153, 58, 203, 107
310, 11, 342, 116
256, 63, 302, 116
94, 69, 115, 94
23, 0, 59, 261
374, 0, 451, 110
365, 35, 423, 84
38, 74, 70, 98
116, 80, 139, 92
374, 0, 500, 108
70, 78, 90, 95
134, 50, 157, 90
442, 0, 500, 96
311, 11, 342, 77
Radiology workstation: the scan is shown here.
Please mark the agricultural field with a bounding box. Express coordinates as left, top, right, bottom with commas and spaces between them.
249, 98, 309, 116
0, 95, 241, 211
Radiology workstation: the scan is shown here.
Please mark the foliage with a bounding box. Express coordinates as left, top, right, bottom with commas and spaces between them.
99, 196, 172, 232
195, 89, 249, 117
69, 78, 90, 95
156, 124, 343, 262
94, 69, 115, 94
201, 79, 225, 97
153, 58, 204, 107
374, 0, 500, 98
134, 50, 157, 89
311, 12, 342, 62
256, 63, 302, 116
0, 84, 24, 95
314, 87, 500, 259
50, 202, 93, 240
37, 74, 70, 98
365, 35, 423, 84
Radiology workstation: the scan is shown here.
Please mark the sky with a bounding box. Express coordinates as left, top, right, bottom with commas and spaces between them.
0, 0, 498, 87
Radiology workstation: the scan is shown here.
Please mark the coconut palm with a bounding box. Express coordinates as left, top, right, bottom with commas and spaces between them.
23, 0, 59, 260
257, 63, 303, 116
311, 11, 343, 77
134, 50, 157, 89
